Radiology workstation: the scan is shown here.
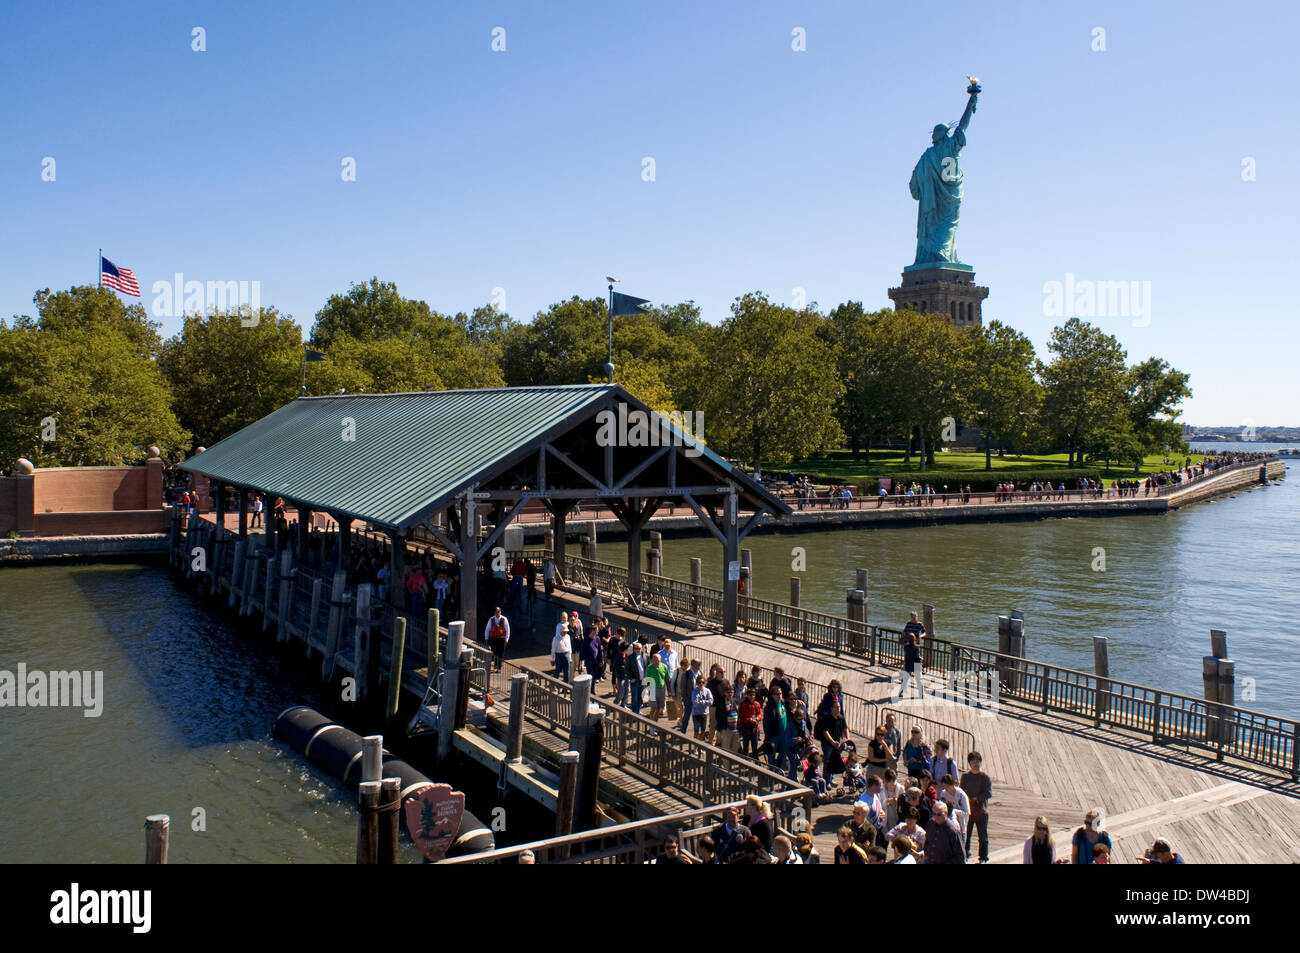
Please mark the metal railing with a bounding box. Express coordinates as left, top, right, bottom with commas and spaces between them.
434, 793, 808, 864
479, 656, 807, 809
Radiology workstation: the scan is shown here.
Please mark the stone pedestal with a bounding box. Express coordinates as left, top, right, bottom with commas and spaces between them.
888, 263, 988, 327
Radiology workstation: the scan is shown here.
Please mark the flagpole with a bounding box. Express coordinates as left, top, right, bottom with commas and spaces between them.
607, 281, 614, 384
301, 347, 308, 395
98, 248, 102, 289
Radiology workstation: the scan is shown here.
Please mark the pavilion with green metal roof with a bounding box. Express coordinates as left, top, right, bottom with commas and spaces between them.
180, 384, 791, 637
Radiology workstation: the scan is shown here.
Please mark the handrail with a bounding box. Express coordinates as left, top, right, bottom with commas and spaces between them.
881, 707, 976, 765
480, 654, 807, 806
434, 791, 807, 864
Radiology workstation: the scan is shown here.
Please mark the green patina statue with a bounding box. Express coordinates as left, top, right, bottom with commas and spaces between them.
909, 79, 981, 268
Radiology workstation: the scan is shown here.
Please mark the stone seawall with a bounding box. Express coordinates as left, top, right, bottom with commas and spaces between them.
0, 533, 168, 565
1166, 459, 1286, 509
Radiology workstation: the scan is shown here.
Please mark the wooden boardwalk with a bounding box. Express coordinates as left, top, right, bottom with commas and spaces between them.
683, 631, 1300, 863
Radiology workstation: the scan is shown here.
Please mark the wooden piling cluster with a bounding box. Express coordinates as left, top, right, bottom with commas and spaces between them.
166, 509, 447, 727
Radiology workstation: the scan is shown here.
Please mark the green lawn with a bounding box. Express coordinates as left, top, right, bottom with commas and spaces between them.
790, 449, 1204, 482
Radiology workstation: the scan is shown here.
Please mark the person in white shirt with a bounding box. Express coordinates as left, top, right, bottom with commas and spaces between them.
855, 776, 887, 834
657, 637, 679, 683
588, 587, 603, 622
938, 775, 971, 839
886, 809, 927, 850
542, 558, 555, 597
551, 616, 572, 682
890, 834, 921, 864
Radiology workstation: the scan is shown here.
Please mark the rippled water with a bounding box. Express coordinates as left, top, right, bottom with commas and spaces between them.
0, 564, 421, 863
650, 457, 1298, 717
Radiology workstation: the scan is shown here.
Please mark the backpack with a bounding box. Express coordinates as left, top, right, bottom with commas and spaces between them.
487, 616, 507, 640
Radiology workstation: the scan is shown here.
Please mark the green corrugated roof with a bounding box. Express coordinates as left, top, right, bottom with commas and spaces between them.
179, 384, 765, 532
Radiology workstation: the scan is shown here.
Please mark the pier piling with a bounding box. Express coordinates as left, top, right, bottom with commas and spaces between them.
357, 780, 380, 864
144, 814, 169, 864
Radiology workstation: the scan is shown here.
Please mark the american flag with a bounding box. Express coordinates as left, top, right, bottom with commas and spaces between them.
100, 256, 141, 297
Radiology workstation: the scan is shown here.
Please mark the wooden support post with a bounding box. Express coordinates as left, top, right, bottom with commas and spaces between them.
239, 542, 256, 615
387, 617, 407, 719
647, 547, 662, 576
426, 608, 440, 691
379, 777, 400, 864
208, 528, 224, 598
1007, 616, 1025, 694
276, 550, 294, 642
354, 583, 375, 705
237, 486, 248, 537
307, 577, 324, 656
1210, 628, 1228, 661
569, 675, 593, 755
437, 622, 466, 761
458, 497, 479, 647
263, 548, 279, 631
722, 491, 740, 634
454, 648, 473, 731
576, 707, 604, 831
790, 576, 801, 607
506, 673, 528, 763
362, 735, 383, 783
356, 781, 380, 864
847, 589, 866, 651
649, 530, 663, 554
323, 570, 348, 681
856, 568, 868, 593
229, 540, 246, 607
544, 528, 556, 564
996, 615, 1011, 693
690, 557, 703, 587
144, 814, 169, 864
1093, 636, 1110, 725
1216, 659, 1235, 754
555, 751, 580, 846
586, 521, 598, 562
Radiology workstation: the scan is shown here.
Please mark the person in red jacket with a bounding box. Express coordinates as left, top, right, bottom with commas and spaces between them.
738, 689, 762, 759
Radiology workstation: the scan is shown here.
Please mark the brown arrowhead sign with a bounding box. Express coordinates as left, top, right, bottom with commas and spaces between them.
403, 783, 466, 862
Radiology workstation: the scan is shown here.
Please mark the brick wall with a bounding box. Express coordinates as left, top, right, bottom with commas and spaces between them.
32, 465, 157, 512
33, 510, 171, 536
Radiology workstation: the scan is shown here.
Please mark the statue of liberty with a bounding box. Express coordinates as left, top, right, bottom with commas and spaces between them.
909, 79, 980, 268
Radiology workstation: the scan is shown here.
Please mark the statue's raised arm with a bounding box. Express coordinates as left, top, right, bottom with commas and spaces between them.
957, 88, 978, 136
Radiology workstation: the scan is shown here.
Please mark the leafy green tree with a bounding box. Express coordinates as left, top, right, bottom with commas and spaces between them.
698, 293, 843, 472
1038, 318, 1129, 467
158, 307, 302, 448
1125, 357, 1191, 467
500, 296, 607, 386
0, 320, 188, 468
311, 278, 504, 389
967, 320, 1041, 469
865, 309, 973, 470
824, 302, 905, 461
16, 285, 164, 360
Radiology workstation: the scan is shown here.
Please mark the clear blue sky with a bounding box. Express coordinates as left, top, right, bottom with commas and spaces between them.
3, 0, 1296, 425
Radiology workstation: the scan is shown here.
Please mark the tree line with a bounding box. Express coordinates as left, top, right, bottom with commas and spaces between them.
0, 279, 1190, 474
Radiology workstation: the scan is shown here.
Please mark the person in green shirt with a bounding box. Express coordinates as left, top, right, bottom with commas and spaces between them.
644, 653, 669, 720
